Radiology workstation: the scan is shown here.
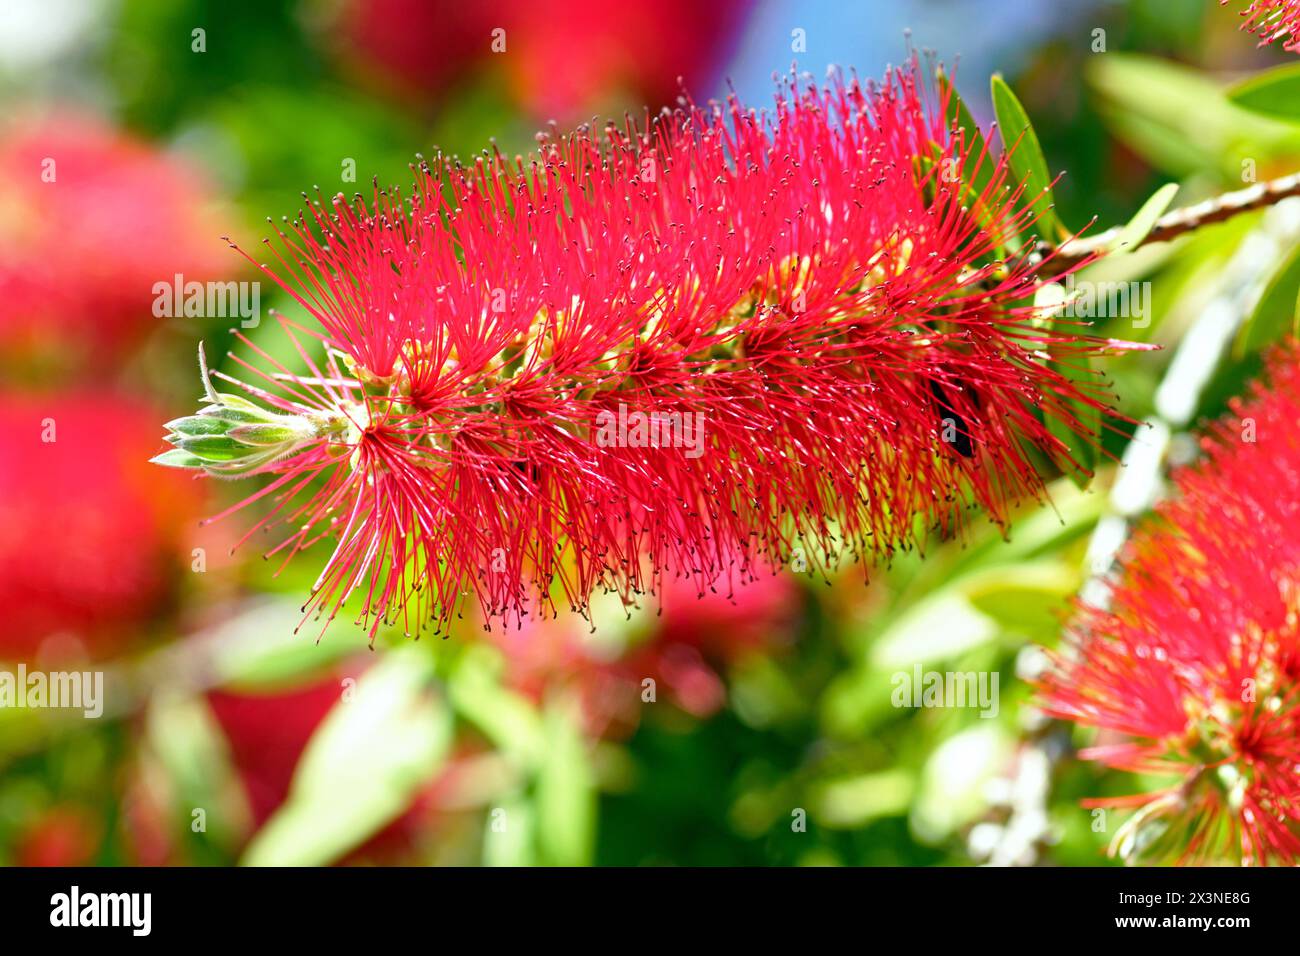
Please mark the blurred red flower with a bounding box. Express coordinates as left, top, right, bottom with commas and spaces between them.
205, 670, 467, 864
494, 571, 799, 735
1040, 344, 1300, 865
14, 804, 101, 867
334, 0, 752, 120
0, 392, 204, 661
0, 111, 228, 375
207, 677, 353, 829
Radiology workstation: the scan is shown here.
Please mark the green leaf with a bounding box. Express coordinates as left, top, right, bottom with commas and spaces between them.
1227, 62, 1300, 123
535, 699, 595, 866
241, 646, 451, 866
206, 599, 361, 689
482, 795, 535, 867
870, 591, 998, 669
809, 770, 914, 829
150, 448, 205, 469
990, 74, 1062, 243
1234, 243, 1300, 358
1044, 349, 1100, 490
146, 693, 246, 854
937, 68, 994, 200
446, 648, 545, 766
1088, 55, 1300, 180
1108, 183, 1179, 254
962, 561, 1078, 637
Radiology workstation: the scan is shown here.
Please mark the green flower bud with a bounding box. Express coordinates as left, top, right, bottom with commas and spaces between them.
226, 422, 309, 447
165, 415, 232, 437
151, 342, 353, 478
177, 435, 246, 462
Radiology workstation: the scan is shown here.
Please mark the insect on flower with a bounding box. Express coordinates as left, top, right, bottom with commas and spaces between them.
1039, 343, 1300, 866
155, 59, 1136, 640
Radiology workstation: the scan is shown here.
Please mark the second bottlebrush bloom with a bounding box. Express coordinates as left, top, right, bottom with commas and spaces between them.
1040, 344, 1300, 866
157, 61, 1133, 638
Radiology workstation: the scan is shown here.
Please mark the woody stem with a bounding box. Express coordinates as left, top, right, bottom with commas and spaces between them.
1037, 170, 1300, 277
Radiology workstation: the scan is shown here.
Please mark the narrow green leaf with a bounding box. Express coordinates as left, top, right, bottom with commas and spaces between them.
937, 68, 994, 199
1235, 243, 1300, 357
535, 699, 595, 867
990, 74, 1063, 244
206, 600, 360, 689
483, 795, 536, 867
146, 693, 246, 855
936, 69, 1014, 256
1108, 182, 1179, 253
1227, 62, 1300, 123
446, 648, 545, 766
150, 448, 206, 469
1089, 54, 1300, 180
242, 646, 451, 866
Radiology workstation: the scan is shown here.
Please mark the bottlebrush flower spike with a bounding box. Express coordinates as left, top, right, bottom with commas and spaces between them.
157, 61, 1134, 639
1039, 343, 1300, 866
1222, 0, 1300, 52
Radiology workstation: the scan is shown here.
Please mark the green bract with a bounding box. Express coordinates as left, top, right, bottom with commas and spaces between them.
151, 343, 350, 479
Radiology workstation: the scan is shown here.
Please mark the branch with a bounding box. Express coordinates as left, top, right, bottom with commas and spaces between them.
1037, 170, 1300, 277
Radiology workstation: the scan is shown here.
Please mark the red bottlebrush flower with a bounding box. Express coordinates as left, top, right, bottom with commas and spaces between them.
1039, 344, 1300, 866
158, 60, 1133, 640
0, 111, 228, 375
0, 392, 205, 661
1222, 0, 1300, 52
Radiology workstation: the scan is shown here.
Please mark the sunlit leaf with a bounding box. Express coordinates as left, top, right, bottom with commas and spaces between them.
1108, 183, 1179, 254
535, 699, 595, 867
446, 647, 545, 766
242, 646, 451, 866
1227, 62, 1300, 123
990, 74, 1062, 243
1234, 242, 1300, 358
